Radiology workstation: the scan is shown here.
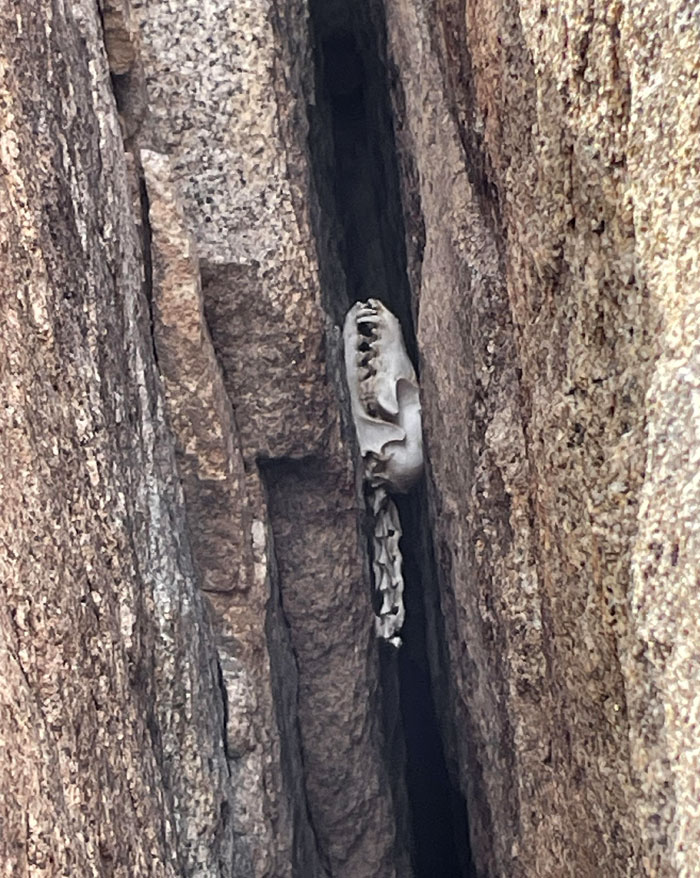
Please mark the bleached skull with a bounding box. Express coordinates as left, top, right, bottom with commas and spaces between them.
343, 300, 423, 646
343, 299, 423, 492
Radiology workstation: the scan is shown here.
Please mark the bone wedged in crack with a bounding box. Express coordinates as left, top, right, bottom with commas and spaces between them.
343, 299, 424, 645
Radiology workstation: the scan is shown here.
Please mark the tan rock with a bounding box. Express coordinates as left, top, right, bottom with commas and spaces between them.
130, 2, 411, 875
4, 0, 700, 876
0, 2, 235, 874
385, 0, 700, 873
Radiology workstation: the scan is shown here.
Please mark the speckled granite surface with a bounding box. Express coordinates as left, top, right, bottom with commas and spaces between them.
130, 2, 408, 876
384, 0, 700, 874
2, 0, 700, 875
0, 2, 236, 874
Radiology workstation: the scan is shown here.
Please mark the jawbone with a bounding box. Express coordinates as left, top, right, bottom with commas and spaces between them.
343, 299, 424, 645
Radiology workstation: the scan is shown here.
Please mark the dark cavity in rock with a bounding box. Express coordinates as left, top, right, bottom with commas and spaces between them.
307, 1, 477, 875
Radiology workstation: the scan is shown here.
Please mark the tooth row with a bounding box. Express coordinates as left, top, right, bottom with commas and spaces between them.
369, 479, 405, 647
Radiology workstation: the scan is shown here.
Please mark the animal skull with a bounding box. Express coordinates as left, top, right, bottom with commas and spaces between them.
343, 299, 423, 492
343, 299, 424, 646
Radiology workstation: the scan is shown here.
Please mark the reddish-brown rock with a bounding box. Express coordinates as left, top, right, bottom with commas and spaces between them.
3, 0, 700, 877
384, 0, 700, 874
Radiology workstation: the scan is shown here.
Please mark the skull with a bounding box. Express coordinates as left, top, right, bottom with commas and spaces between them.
343, 299, 423, 493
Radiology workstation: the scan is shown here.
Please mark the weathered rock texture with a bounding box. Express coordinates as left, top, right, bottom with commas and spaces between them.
382, 0, 700, 875
3, 0, 700, 877
0, 2, 235, 874
140, 149, 282, 875
117, 1, 411, 877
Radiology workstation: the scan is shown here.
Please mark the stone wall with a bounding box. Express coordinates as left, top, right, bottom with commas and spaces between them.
0, 2, 235, 873
2, 0, 700, 876
106, 0, 410, 875
383, 0, 700, 874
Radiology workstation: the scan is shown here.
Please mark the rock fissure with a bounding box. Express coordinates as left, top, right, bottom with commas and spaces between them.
307, 1, 476, 874
135, 168, 159, 369
4, 1, 700, 876
259, 497, 332, 878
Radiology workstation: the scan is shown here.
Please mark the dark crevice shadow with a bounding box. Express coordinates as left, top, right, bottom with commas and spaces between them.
307, 2, 477, 876
307, 0, 417, 360
396, 491, 477, 878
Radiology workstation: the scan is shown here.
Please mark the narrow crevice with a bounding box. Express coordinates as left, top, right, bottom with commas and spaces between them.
396, 490, 477, 878
307, 0, 416, 356
100, 4, 148, 146
215, 659, 232, 765
135, 171, 159, 369
258, 458, 331, 878
307, 2, 476, 876
260, 461, 333, 878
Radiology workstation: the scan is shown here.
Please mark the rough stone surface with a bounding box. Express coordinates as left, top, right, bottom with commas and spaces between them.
4, 0, 700, 876
142, 150, 254, 598
141, 149, 291, 877
0, 2, 235, 875
384, 0, 700, 874
129, 1, 410, 876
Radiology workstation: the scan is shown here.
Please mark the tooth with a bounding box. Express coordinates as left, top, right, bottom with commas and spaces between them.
377, 544, 391, 566
380, 593, 394, 615
358, 366, 376, 382
357, 311, 378, 324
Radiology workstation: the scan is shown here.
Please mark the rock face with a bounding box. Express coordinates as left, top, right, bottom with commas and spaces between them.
0, 3, 235, 874
130, 1, 409, 874
2, 1, 700, 878
382, 0, 700, 875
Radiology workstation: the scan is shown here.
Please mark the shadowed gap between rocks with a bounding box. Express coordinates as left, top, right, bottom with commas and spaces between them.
307, 1, 477, 875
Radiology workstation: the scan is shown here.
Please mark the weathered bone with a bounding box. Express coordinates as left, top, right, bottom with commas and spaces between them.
343, 299, 424, 646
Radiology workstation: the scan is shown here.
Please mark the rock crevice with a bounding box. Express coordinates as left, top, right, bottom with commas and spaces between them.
2, 1, 700, 877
